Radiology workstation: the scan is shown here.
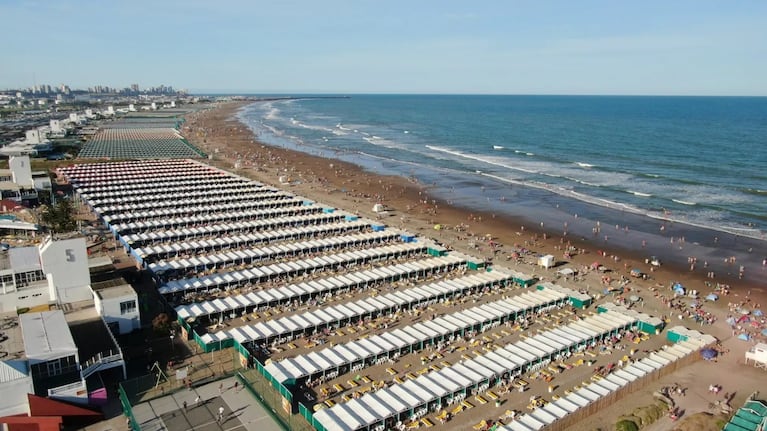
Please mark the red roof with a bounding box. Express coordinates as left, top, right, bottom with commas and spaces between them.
27, 394, 102, 418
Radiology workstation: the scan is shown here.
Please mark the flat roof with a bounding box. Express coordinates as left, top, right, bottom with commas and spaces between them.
20, 310, 78, 361
95, 282, 136, 300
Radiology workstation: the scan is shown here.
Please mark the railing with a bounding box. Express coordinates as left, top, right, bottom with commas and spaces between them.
82, 350, 123, 378
48, 379, 85, 396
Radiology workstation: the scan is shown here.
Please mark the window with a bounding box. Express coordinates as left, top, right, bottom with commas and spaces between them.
120, 300, 137, 315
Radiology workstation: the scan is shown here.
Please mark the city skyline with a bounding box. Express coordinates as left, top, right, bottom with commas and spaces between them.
1, 0, 766, 96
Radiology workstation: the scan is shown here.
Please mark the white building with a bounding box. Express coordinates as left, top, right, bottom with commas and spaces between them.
745, 343, 767, 370
9, 155, 34, 188
93, 282, 140, 335
49, 119, 63, 134
25, 130, 42, 144
39, 237, 93, 304
0, 237, 93, 313
20, 310, 86, 402
0, 360, 34, 416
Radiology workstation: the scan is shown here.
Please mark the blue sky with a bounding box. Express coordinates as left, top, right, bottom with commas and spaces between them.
1, 0, 766, 95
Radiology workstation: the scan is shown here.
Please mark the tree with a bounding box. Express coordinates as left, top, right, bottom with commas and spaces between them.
40, 198, 77, 233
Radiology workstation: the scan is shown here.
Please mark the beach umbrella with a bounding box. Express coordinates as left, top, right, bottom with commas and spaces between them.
629, 295, 640, 303
700, 348, 717, 360
705, 293, 718, 301
738, 333, 750, 341
753, 309, 764, 317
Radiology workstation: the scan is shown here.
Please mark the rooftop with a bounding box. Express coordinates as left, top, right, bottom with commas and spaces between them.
19, 310, 77, 361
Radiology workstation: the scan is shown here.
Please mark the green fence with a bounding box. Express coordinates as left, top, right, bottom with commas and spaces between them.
238, 367, 315, 431
120, 346, 241, 405
118, 385, 138, 431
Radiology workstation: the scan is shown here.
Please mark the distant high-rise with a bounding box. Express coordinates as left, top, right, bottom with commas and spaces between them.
130, 83, 139, 92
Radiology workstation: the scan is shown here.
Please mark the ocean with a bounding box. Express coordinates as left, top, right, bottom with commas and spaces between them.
237, 95, 767, 242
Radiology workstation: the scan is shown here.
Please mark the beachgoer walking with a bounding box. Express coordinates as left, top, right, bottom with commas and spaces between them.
183, 400, 187, 412
195, 396, 201, 406
219, 382, 223, 395
218, 406, 225, 423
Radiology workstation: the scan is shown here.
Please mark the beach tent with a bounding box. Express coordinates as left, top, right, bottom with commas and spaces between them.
705, 293, 719, 301
538, 255, 555, 269
700, 348, 718, 361
738, 333, 751, 341
672, 283, 685, 295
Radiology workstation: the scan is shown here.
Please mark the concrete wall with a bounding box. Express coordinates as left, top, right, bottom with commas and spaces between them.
0, 376, 34, 416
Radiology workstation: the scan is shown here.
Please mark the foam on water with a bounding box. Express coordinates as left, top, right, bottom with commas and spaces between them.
238, 96, 767, 241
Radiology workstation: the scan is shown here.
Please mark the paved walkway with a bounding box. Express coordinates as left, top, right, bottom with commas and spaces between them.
131, 376, 283, 431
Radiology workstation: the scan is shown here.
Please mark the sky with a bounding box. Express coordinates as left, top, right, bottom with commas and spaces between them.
1, 0, 766, 95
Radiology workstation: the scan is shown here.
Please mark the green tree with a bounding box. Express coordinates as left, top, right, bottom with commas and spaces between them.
40, 199, 77, 233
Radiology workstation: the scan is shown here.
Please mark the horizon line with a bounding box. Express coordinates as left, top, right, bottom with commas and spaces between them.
190, 91, 767, 98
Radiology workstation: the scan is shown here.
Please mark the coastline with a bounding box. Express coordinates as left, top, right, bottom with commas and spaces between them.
180, 100, 767, 428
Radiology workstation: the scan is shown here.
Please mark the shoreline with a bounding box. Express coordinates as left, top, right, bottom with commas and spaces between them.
179, 100, 767, 430
183, 101, 765, 296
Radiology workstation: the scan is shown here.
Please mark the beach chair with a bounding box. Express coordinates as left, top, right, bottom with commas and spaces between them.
473, 420, 488, 430
287, 343, 297, 349
406, 372, 417, 380
429, 364, 440, 372
462, 400, 474, 410
475, 395, 487, 405
421, 418, 433, 428
487, 391, 498, 400
440, 361, 451, 367
394, 376, 404, 384
324, 399, 335, 408
362, 375, 372, 383
452, 405, 464, 415
342, 394, 351, 402
386, 368, 397, 375
406, 421, 420, 430
333, 383, 344, 393
347, 379, 358, 388
417, 368, 429, 375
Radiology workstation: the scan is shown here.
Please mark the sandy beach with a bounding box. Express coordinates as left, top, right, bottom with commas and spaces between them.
180, 100, 767, 430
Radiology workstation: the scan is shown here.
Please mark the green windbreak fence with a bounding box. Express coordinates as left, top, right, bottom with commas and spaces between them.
118, 385, 138, 431
238, 367, 314, 431
299, 402, 329, 431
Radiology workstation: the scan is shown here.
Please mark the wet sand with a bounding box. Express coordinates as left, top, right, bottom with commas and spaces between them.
180, 100, 767, 430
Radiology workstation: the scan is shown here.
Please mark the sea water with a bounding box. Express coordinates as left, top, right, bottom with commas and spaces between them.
238, 95, 767, 243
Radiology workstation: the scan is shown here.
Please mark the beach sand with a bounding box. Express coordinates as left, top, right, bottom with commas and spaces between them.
181, 100, 767, 430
